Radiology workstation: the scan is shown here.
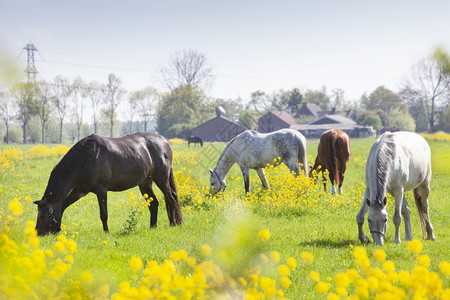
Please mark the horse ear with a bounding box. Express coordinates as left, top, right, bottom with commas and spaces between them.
383, 197, 387, 207
209, 169, 214, 174
33, 199, 47, 206
366, 198, 370, 207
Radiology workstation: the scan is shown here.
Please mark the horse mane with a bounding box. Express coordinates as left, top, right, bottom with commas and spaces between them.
45, 136, 96, 200
375, 133, 396, 203
217, 134, 240, 164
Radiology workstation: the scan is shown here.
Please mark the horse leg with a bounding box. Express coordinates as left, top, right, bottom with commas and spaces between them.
338, 162, 346, 195
356, 187, 370, 243
95, 189, 109, 233
401, 195, 413, 241
139, 182, 159, 228
392, 189, 404, 244
256, 168, 269, 189
240, 166, 250, 195
154, 168, 183, 226
414, 184, 436, 240
328, 167, 336, 194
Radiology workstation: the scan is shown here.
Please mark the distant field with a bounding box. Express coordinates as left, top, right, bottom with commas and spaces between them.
0, 134, 449, 299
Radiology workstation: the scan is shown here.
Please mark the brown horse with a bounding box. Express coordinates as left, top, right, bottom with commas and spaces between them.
309, 129, 351, 194
34, 132, 183, 236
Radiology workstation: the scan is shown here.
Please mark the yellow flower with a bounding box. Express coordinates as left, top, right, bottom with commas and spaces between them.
407, 238, 423, 254
382, 260, 395, 273
280, 276, 291, 289
170, 249, 188, 260
129, 256, 143, 273
309, 270, 320, 281
187, 257, 196, 267
65, 239, 77, 254
336, 272, 351, 288
258, 229, 270, 242
373, 249, 387, 262
301, 251, 314, 262
8, 198, 23, 217
259, 277, 276, 297
278, 264, 290, 276
315, 281, 330, 293
417, 255, 430, 268
270, 251, 280, 262
201, 244, 212, 257
286, 257, 297, 269
81, 271, 94, 285
328, 293, 340, 300
439, 261, 450, 276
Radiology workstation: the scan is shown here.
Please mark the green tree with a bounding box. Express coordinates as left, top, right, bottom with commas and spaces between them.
438, 104, 450, 132
303, 86, 330, 111
103, 74, 125, 137
363, 86, 405, 130
238, 109, 258, 129
359, 111, 382, 131
156, 85, 209, 138
35, 82, 52, 143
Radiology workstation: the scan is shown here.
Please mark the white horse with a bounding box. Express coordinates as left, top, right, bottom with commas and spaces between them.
209, 129, 308, 195
356, 131, 435, 245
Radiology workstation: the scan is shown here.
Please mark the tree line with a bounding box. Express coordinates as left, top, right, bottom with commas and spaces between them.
1, 48, 449, 144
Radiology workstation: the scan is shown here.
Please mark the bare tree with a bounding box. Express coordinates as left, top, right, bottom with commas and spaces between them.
401, 57, 450, 131
71, 77, 86, 141
129, 87, 159, 132
0, 90, 14, 144
10, 82, 38, 143
160, 49, 214, 90
103, 74, 125, 137
86, 81, 105, 134
35, 82, 52, 143
51, 76, 73, 143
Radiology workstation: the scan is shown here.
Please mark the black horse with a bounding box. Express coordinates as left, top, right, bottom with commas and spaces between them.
34, 132, 183, 236
187, 136, 203, 147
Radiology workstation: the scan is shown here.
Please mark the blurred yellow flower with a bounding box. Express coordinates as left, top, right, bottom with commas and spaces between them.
270, 251, 280, 262
129, 256, 143, 273
280, 276, 291, 289
301, 251, 314, 262
286, 257, 297, 269
201, 244, 212, 257
373, 249, 387, 262
309, 270, 320, 281
417, 255, 430, 268
315, 281, 330, 293
278, 264, 290, 276
407, 238, 423, 254
258, 229, 270, 242
439, 261, 450, 276
8, 198, 23, 217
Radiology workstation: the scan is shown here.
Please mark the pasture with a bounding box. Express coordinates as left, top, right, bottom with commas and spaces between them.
1, 134, 449, 299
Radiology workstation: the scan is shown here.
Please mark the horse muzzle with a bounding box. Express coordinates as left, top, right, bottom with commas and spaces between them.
370, 230, 385, 245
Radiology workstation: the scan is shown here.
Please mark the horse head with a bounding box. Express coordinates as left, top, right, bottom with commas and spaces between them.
367, 197, 388, 245
33, 196, 62, 236
209, 169, 227, 196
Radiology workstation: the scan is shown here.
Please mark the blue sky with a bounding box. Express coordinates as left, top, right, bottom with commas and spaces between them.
1, 0, 450, 106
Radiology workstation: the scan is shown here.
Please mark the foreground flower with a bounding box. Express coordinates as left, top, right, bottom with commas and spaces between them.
301, 251, 314, 262
407, 238, 423, 254
259, 229, 270, 242
129, 256, 143, 273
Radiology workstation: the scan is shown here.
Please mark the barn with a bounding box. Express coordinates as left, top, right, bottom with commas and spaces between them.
291, 114, 376, 138
257, 111, 297, 133
190, 114, 246, 142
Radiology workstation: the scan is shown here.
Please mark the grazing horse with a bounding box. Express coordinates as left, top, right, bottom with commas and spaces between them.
188, 136, 203, 147
309, 129, 351, 194
356, 131, 435, 245
209, 129, 308, 195
34, 132, 183, 236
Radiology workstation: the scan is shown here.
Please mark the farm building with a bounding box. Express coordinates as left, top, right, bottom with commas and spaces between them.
190, 114, 246, 142
295, 103, 325, 119
291, 114, 376, 138
257, 111, 297, 133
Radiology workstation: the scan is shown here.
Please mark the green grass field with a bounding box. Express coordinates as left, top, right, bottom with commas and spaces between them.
1, 135, 449, 299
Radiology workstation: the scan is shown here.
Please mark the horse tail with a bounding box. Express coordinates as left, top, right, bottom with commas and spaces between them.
413, 188, 428, 238
168, 167, 184, 225
329, 133, 340, 186
297, 135, 308, 175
